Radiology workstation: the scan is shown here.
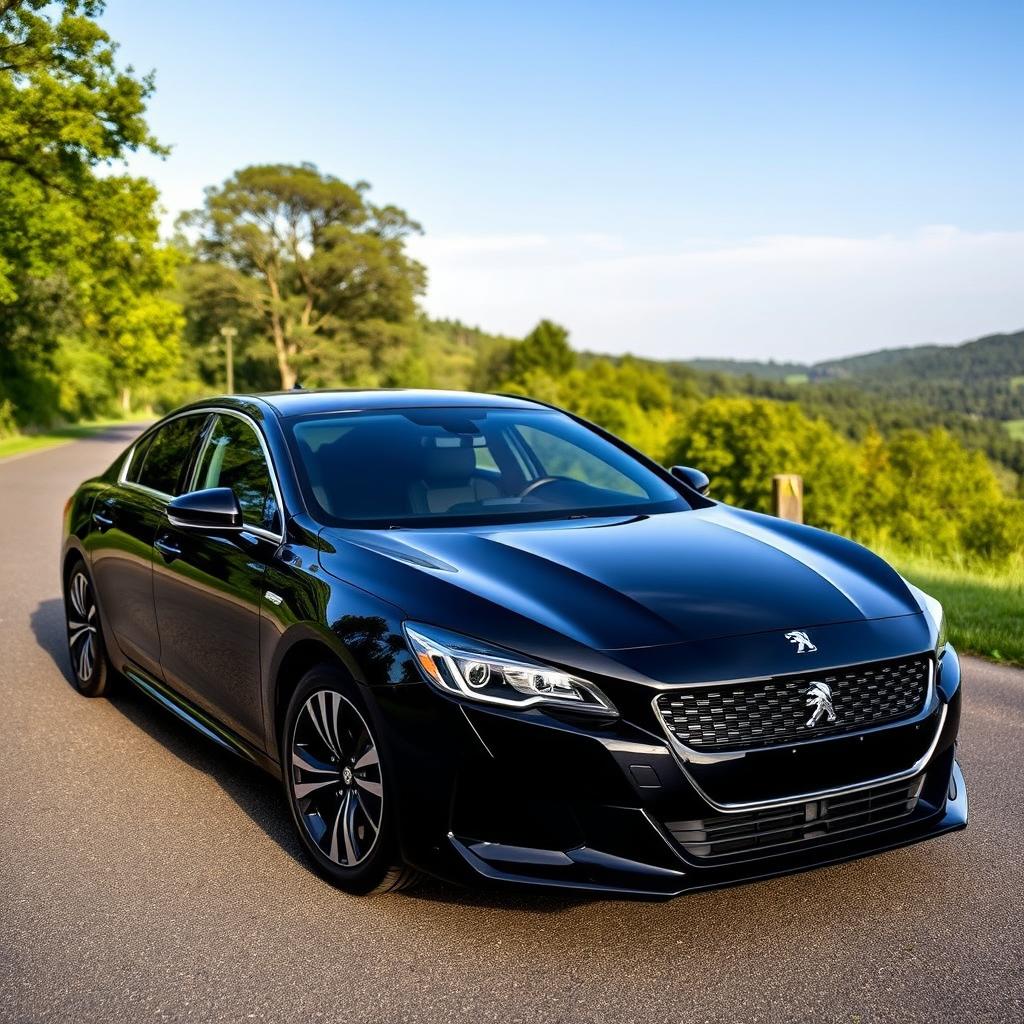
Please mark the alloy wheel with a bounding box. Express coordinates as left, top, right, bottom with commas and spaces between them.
67, 570, 99, 684
290, 690, 384, 867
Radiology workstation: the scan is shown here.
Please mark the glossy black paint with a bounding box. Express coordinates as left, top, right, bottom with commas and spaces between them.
61, 389, 967, 896
166, 487, 243, 531
670, 464, 711, 495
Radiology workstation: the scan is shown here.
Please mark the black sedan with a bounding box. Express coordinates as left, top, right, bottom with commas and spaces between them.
60, 389, 966, 896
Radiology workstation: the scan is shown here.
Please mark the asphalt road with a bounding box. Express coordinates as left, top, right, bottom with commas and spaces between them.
1, 427, 1023, 1024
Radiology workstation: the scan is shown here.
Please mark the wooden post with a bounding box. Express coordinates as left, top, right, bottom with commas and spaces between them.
219, 325, 237, 394
773, 474, 803, 523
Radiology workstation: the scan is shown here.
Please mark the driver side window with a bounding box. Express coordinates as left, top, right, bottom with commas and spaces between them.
192, 414, 280, 533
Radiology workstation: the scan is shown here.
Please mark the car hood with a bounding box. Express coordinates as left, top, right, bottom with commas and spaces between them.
320, 506, 920, 652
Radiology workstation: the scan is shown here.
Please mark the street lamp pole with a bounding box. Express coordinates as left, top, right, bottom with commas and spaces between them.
219, 326, 237, 394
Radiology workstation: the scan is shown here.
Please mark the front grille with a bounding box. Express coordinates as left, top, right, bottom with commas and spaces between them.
655, 655, 931, 752
665, 776, 924, 861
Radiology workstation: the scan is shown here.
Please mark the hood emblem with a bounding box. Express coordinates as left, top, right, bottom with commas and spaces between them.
805, 681, 837, 727
785, 629, 817, 654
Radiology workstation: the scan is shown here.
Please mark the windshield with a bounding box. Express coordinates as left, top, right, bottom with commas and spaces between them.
285, 406, 689, 526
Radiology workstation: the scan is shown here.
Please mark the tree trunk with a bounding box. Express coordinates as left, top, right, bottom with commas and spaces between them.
267, 274, 295, 389
273, 320, 295, 389
120, 387, 131, 415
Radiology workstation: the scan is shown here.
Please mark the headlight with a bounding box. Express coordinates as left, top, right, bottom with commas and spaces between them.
404, 623, 616, 715
906, 582, 947, 654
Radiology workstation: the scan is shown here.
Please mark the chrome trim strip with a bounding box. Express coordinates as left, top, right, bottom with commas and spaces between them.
117, 405, 286, 544
123, 668, 257, 762
652, 659, 935, 763
664, 702, 948, 814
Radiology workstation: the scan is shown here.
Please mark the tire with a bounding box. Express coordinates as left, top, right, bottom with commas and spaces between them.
282, 664, 421, 896
63, 558, 112, 698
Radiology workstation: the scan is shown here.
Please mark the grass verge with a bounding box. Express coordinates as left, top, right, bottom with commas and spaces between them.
0, 420, 134, 461
885, 548, 1024, 668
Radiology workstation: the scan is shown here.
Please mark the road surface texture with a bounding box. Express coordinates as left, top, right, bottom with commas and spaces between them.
1, 427, 1022, 1024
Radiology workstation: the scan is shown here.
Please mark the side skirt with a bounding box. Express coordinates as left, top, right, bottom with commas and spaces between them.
122, 666, 281, 777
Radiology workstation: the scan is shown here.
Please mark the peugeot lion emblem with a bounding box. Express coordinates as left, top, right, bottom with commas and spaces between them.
785, 629, 817, 654
805, 681, 837, 727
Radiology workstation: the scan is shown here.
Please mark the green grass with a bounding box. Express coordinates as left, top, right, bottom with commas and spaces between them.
884, 547, 1024, 667
1003, 418, 1024, 441
0, 419, 135, 461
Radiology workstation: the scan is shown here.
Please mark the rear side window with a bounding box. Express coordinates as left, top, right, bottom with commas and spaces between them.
135, 416, 207, 496
192, 414, 280, 533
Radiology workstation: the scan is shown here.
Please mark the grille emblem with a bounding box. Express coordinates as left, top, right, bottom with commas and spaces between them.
805, 681, 837, 727
785, 629, 817, 654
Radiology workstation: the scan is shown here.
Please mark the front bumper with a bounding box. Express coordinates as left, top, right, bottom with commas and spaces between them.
375, 646, 967, 897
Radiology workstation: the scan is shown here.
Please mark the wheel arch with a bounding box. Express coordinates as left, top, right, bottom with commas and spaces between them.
268, 626, 359, 760
62, 544, 86, 585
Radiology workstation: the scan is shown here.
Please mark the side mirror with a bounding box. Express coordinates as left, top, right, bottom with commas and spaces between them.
167, 487, 243, 531
670, 465, 711, 496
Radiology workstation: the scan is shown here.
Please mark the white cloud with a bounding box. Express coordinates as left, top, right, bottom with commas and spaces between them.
407, 226, 1024, 362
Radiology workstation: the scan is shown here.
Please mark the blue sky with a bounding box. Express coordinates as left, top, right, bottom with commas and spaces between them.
104, 1, 1024, 362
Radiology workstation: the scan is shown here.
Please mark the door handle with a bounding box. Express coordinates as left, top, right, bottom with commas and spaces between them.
154, 536, 182, 561
92, 509, 114, 531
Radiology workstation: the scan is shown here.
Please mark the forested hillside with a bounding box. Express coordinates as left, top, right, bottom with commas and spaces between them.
681, 331, 1024, 426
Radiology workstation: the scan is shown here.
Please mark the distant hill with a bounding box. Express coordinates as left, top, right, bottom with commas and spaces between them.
660, 329, 1024, 479
684, 358, 810, 381
681, 329, 1024, 387
813, 330, 1024, 383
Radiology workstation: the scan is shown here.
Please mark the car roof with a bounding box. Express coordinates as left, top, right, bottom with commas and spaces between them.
195, 388, 545, 419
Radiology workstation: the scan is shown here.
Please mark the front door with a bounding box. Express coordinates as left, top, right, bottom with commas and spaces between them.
152, 412, 283, 748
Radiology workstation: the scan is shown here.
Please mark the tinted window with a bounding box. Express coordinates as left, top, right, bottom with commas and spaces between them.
286, 407, 687, 526
136, 416, 206, 496
193, 414, 280, 532
515, 425, 646, 497
124, 434, 153, 484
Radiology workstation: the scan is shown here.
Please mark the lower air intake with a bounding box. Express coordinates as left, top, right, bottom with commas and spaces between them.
665, 776, 924, 861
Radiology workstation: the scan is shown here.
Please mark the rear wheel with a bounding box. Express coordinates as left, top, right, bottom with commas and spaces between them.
64, 560, 112, 697
282, 665, 421, 895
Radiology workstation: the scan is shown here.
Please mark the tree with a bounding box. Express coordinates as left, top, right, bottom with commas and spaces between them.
181, 164, 426, 390
0, 0, 173, 424
852, 428, 1024, 562
667, 397, 860, 532
506, 319, 575, 383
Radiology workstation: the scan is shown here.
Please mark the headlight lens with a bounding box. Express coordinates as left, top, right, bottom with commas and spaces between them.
404, 623, 616, 715
907, 582, 947, 654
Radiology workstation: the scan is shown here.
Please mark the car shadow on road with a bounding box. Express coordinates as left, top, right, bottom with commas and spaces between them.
31, 597, 594, 913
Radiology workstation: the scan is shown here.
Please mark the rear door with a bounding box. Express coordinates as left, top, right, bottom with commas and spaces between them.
90, 414, 211, 677
152, 411, 282, 747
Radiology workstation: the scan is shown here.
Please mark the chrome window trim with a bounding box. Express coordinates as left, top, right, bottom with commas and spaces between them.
117, 406, 286, 545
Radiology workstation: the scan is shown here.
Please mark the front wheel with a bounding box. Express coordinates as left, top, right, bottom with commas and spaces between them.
64, 560, 112, 697
281, 665, 420, 895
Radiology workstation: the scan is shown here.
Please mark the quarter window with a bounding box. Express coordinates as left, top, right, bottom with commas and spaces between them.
192, 414, 280, 533
124, 434, 153, 484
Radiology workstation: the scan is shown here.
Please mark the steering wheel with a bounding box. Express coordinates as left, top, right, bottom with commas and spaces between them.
518, 476, 563, 499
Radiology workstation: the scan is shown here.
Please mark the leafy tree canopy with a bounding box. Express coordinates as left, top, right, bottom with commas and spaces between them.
0, 0, 175, 423
181, 163, 426, 390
